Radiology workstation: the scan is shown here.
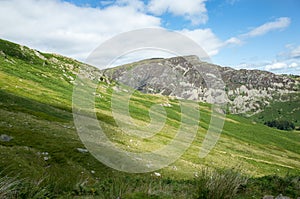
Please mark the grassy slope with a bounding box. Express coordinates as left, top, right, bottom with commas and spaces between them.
0, 39, 300, 197
250, 93, 300, 127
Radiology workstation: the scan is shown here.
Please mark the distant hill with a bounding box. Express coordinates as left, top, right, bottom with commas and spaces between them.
103, 55, 300, 125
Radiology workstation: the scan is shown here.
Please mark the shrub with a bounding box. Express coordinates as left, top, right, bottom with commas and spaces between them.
264, 120, 295, 131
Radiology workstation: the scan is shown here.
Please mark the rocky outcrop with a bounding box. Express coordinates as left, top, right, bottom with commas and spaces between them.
103, 55, 300, 115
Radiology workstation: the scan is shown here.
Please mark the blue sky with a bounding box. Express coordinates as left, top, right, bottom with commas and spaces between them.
0, 0, 299, 74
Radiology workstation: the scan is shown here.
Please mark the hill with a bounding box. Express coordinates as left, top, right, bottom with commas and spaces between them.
103, 56, 300, 126
0, 39, 299, 198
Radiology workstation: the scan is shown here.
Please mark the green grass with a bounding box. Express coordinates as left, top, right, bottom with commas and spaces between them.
251, 93, 300, 127
0, 38, 299, 198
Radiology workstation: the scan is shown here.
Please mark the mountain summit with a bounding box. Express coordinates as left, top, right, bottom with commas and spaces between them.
103, 55, 300, 115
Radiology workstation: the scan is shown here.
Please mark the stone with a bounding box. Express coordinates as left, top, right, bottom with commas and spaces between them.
262, 196, 274, 199
77, 148, 89, 153
0, 134, 12, 142
275, 194, 290, 199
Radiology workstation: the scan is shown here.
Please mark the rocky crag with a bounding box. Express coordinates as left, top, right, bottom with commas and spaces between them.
103, 55, 300, 115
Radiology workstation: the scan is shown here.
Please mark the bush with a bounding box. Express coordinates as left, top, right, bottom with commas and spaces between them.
264, 120, 295, 131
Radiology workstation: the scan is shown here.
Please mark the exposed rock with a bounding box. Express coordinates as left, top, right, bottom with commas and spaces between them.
275, 194, 290, 199
43, 156, 49, 161
103, 55, 300, 115
77, 148, 89, 153
160, 103, 172, 107
262, 196, 274, 199
0, 134, 13, 142
33, 50, 46, 60
0, 50, 5, 57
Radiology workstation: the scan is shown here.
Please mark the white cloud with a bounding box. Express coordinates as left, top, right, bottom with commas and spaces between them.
242, 17, 290, 38
265, 62, 287, 71
0, 0, 160, 60
180, 29, 242, 57
180, 29, 223, 57
290, 46, 300, 58
116, 0, 145, 12
147, 0, 208, 25
224, 37, 242, 45
235, 62, 266, 70
0, 0, 233, 64
289, 62, 298, 68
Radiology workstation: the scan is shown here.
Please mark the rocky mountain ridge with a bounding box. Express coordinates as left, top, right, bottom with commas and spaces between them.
103, 55, 300, 115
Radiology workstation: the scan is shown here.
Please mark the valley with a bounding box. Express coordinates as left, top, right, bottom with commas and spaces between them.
0, 39, 299, 198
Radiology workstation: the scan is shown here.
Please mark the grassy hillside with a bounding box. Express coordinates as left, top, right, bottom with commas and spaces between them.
250, 92, 300, 127
0, 39, 299, 198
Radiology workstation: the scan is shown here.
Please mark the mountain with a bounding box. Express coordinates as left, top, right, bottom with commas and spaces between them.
0, 39, 300, 198
103, 55, 300, 120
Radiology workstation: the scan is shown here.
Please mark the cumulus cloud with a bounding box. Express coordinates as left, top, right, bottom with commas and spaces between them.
289, 62, 298, 68
180, 29, 242, 57
265, 62, 287, 71
0, 0, 160, 60
263, 60, 300, 74
147, 0, 208, 25
0, 0, 236, 64
180, 29, 223, 56
256, 44, 300, 74
242, 17, 290, 38
2, 0, 288, 70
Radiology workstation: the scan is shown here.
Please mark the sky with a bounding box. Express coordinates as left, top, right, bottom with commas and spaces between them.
0, 0, 299, 74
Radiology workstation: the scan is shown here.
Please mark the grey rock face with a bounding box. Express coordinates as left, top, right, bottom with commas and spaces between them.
103, 55, 300, 114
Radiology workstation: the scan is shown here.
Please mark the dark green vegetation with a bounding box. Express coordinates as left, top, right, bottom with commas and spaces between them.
0, 39, 300, 198
251, 92, 300, 128
264, 120, 295, 131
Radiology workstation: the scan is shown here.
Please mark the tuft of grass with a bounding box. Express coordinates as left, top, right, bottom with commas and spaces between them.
194, 168, 248, 199
0, 173, 18, 199
0, 173, 51, 199
16, 178, 52, 199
